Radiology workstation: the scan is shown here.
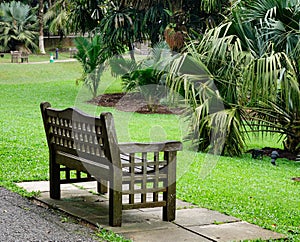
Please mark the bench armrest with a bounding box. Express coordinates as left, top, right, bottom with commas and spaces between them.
118, 141, 182, 153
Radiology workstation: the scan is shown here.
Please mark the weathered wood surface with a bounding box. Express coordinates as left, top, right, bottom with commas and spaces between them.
10, 51, 29, 63
40, 102, 182, 226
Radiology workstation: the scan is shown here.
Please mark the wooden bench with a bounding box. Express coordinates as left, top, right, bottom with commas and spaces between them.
40, 102, 182, 226
11, 51, 20, 63
20, 52, 29, 63
69, 47, 78, 58
10, 51, 29, 63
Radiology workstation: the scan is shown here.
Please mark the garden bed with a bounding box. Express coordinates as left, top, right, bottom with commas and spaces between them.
87, 92, 184, 115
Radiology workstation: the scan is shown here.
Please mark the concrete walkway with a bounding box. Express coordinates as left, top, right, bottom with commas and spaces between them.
17, 181, 285, 242
24, 58, 78, 64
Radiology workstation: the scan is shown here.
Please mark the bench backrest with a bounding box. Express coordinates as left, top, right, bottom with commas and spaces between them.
21, 52, 28, 57
11, 51, 20, 56
40, 102, 121, 171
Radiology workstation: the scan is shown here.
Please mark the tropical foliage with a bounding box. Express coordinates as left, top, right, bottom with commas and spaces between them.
166, 0, 300, 155
166, 25, 248, 156
120, 42, 175, 111
68, 0, 100, 35
97, 0, 231, 55
98, 2, 137, 59
234, 0, 300, 153
74, 34, 107, 98
43, 0, 70, 37
44, 0, 100, 37
0, 1, 38, 52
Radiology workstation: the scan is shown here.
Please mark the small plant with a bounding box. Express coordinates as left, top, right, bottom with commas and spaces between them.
60, 216, 69, 223
120, 42, 176, 112
74, 34, 108, 98
122, 67, 166, 112
95, 227, 132, 242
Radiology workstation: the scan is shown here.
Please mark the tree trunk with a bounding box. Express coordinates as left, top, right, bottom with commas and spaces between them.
38, 0, 46, 54
48, 0, 54, 8
284, 130, 300, 153
128, 42, 136, 62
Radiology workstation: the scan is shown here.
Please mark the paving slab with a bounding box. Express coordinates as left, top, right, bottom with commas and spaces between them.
122, 227, 213, 242
189, 221, 286, 242
17, 181, 286, 242
174, 208, 240, 227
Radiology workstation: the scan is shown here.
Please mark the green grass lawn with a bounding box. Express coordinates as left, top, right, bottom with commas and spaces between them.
0, 58, 299, 241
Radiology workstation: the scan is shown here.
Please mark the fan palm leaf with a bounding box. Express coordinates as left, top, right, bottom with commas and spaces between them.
0, 1, 38, 51
166, 23, 249, 156
232, 0, 300, 152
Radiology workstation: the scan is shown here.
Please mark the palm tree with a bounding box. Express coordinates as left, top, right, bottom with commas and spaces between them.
240, 0, 300, 152
38, 0, 46, 54
98, 1, 139, 60
43, 0, 70, 38
74, 34, 109, 98
233, 0, 300, 153
45, 0, 101, 37
167, 24, 249, 156
167, 0, 300, 155
68, 0, 101, 35
0, 1, 38, 52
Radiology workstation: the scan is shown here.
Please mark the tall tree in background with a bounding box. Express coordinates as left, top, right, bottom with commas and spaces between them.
44, 0, 101, 37
44, 0, 70, 38
38, 0, 46, 54
68, 0, 100, 35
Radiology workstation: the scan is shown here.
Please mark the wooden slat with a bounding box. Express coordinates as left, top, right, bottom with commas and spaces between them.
121, 187, 167, 194
154, 152, 159, 202
56, 151, 111, 180
129, 153, 135, 204
122, 174, 167, 182
122, 201, 166, 210
60, 177, 95, 184
119, 141, 182, 153
141, 152, 147, 203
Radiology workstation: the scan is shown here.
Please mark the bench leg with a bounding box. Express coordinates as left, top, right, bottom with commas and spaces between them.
163, 151, 177, 221
109, 172, 122, 226
109, 188, 122, 226
49, 153, 61, 199
163, 183, 176, 221
97, 179, 108, 194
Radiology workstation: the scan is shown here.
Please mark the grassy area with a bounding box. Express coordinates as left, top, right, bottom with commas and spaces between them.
0, 59, 299, 241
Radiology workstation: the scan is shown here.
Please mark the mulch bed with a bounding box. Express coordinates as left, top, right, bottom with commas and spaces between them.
247, 147, 297, 161
87, 92, 183, 115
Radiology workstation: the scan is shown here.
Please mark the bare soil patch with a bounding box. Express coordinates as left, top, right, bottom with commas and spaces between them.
248, 147, 297, 161
87, 92, 183, 115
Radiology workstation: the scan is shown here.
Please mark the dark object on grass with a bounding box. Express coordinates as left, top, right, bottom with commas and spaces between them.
252, 149, 264, 159
292, 177, 300, 182
270, 151, 279, 165
0, 53, 4, 58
